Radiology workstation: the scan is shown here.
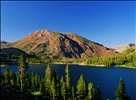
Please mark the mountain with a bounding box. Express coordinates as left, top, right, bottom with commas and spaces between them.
1, 47, 29, 56
1, 30, 116, 59
112, 43, 135, 53
1, 41, 8, 44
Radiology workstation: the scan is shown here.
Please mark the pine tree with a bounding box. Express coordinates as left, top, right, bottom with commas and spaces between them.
16, 72, 20, 87
18, 55, 29, 90
95, 86, 102, 100
87, 82, 95, 100
9, 70, 14, 87
0, 71, 4, 85
76, 74, 87, 99
39, 79, 44, 93
65, 64, 70, 88
44, 64, 52, 94
30, 71, 35, 91
53, 71, 60, 97
115, 78, 130, 100
72, 86, 75, 100
3, 67, 10, 86
34, 73, 40, 91
12, 72, 17, 87
51, 78, 57, 100
60, 76, 66, 100
65, 64, 71, 97
35, 73, 39, 91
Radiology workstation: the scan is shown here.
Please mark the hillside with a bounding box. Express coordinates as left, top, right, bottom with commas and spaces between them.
1, 47, 29, 56
112, 43, 135, 53
1, 30, 116, 59
1, 41, 9, 45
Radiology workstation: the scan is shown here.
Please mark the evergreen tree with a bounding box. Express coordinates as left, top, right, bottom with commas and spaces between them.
53, 71, 57, 84
35, 73, 40, 91
76, 74, 87, 100
115, 78, 130, 100
16, 72, 20, 87
51, 78, 57, 100
39, 79, 44, 93
0, 71, 4, 85
9, 70, 14, 87
18, 55, 29, 90
35, 73, 38, 91
12, 72, 17, 87
72, 86, 75, 100
53, 71, 60, 97
44, 64, 52, 94
65, 64, 71, 97
95, 86, 102, 100
87, 82, 95, 100
30, 71, 35, 91
3, 67, 10, 86
60, 76, 66, 100
65, 64, 70, 88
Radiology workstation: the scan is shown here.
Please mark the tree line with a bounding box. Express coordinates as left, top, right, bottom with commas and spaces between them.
0, 55, 130, 100
85, 48, 136, 67
1, 48, 136, 68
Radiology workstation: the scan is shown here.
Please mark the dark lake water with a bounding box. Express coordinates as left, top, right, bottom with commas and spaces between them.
1, 64, 136, 100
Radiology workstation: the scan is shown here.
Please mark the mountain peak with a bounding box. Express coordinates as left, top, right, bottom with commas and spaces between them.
1, 29, 116, 58
28, 30, 52, 37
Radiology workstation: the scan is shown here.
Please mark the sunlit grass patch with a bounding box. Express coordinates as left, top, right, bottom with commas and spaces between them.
32, 91, 42, 96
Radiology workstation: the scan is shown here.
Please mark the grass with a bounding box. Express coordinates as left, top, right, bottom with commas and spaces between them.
32, 91, 42, 96
0, 64, 9, 67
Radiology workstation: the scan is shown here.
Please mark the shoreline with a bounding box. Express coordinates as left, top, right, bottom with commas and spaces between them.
51, 62, 136, 69
1, 62, 135, 69
0, 64, 9, 67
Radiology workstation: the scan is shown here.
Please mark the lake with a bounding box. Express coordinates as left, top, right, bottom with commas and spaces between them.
1, 64, 136, 100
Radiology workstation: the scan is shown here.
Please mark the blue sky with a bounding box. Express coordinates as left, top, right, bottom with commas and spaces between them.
1, 1, 135, 47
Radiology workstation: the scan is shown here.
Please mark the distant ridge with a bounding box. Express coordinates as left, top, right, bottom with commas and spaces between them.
112, 43, 135, 53
1, 41, 9, 45
1, 29, 116, 58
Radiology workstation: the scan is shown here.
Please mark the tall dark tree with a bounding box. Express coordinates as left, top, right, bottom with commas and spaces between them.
65, 64, 70, 88
30, 71, 35, 91
72, 86, 75, 100
87, 82, 95, 100
44, 64, 52, 94
0, 71, 4, 85
12, 72, 17, 87
115, 78, 130, 100
65, 64, 71, 97
39, 79, 44, 93
76, 74, 87, 100
60, 76, 66, 100
95, 86, 102, 100
9, 70, 14, 87
18, 54, 29, 90
35, 73, 40, 91
51, 78, 57, 100
53, 71, 60, 97
3, 67, 10, 86
16, 72, 20, 87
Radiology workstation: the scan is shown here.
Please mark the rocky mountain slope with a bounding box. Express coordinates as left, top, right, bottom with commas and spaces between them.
112, 43, 135, 53
1, 30, 116, 58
